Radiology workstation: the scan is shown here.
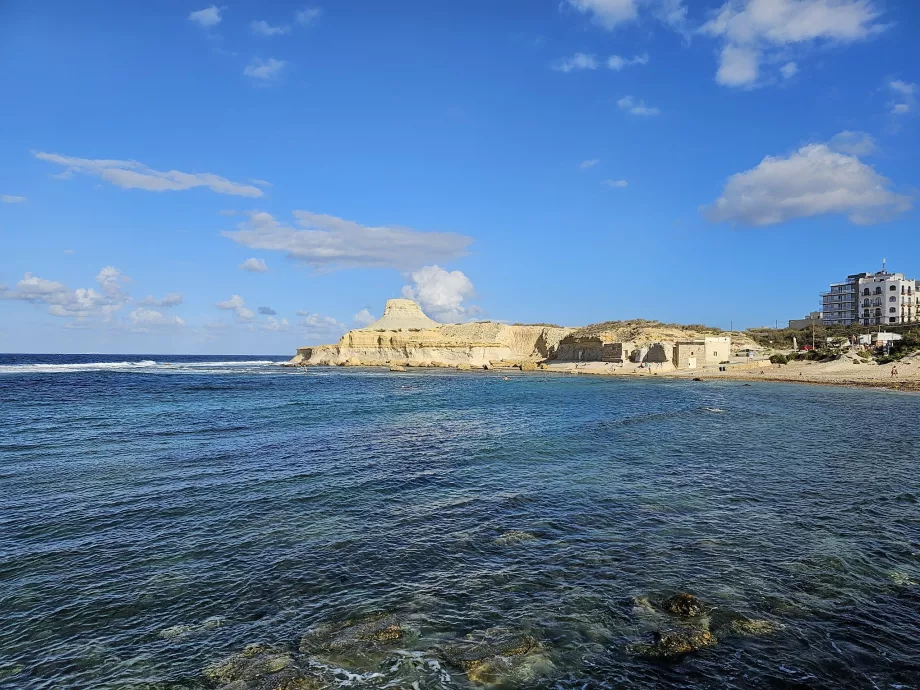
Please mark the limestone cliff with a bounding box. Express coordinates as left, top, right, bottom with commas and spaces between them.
290, 299, 571, 368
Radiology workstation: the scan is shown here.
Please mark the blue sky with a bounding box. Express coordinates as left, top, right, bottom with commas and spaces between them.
1, 0, 918, 354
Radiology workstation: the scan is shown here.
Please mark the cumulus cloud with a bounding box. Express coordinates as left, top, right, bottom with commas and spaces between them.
261, 316, 291, 332
139, 292, 184, 308
888, 79, 916, 114
223, 210, 472, 271
243, 57, 287, 81
297, 311, 348, 339
251, 20, 290, 36
188, 5, 223, 27
401, 265, 479, 323
828, 130, 876, 156
296, 7, 322, 26
701, 0, 884, 88
780, 61, 798, 79
617, 95, 660, 116
34, 152, 263, 197
553, 53, 599, 72
553, 53, 648, 72
1, 194, 26, 203
216, 294, 255, 320
567, 0, 640, 29
579, 159, 600, 169
566, 0, 688, 31
258, 306, 277, 315
606, 53, 649, 70
240, 257, 269, 272
0, 266, 130, 320
353, 308, 376, 327
603, 179, 628, 188
703, 138, 912, 226
129, 308, 185, 330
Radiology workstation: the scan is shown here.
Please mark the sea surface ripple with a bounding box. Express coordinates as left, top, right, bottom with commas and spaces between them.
1, 354, 919, 689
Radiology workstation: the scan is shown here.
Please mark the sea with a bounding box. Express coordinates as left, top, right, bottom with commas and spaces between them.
1, 353, 919, 689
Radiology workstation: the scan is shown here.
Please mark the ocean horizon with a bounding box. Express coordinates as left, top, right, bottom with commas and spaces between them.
2, 353, 919, 689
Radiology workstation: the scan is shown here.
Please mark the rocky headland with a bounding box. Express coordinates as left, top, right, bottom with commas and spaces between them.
289, 298, 571, 369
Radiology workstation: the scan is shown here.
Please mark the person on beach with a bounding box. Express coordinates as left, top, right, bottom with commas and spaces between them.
891, 365, 898, 378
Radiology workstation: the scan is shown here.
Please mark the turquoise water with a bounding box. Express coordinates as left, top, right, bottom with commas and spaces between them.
2, 355, 919, 689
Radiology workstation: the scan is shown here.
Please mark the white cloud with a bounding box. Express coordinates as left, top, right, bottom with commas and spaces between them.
780, 61, 798, 78
704, 140, 912, 226
401, 265, 479, 323
1, 194, 26, 203
353, 308, 376, 327
240, 257, 269, 272
888, 79, 916, 114
251, 20, 290, 36
715, 44, 760, 86
223, 210, 472, 271
34, 152, 263, 197
606, 53, 649, 70
297, 311, 347, 339
139, 292, 184, 308
0, 266, 130, 320
129, 308, 185, 330
553, 53, 598, 72
553, 52, 647, 72
617, 95, 660, 116
603, 179, 628, 188
188, 5, 223, 28
243, 57, 287, 81
258, 306, 277, 315
261, 316, 291, 332
828, 130, 876, 156
63, 249, 76, 254
216, 294, 255, 320
567, 0, 639, 29
296, 7, 323, 26
701, 0, 884, 88
579, 159, 600, 169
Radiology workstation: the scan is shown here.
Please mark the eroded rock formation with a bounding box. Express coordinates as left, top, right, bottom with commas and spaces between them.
290, 299, 571, 368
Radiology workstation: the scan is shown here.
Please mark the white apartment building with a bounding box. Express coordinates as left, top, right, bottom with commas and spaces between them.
822, 265, 919, 327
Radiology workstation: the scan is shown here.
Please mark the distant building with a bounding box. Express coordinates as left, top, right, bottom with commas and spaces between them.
789, 311, 823, 330
671, 337, 732, 369
822, 264, 919, 327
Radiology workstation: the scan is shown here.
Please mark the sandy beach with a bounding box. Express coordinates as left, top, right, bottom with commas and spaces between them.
542, 354, 920, 392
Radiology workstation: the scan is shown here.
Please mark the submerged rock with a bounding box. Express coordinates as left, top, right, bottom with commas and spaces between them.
438, 630, 547, 685
300, 613, 406, 656
389, 365, 406, 372
662, 593, 706, 617
203, 643, 322, 690
729, 618, 784, 636
494, 530, 537, 546
637, 628, 717, 659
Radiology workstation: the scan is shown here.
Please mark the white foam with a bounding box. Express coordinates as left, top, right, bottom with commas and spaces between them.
0, 360, 285, 375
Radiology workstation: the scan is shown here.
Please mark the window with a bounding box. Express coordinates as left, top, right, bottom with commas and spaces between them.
890, 296, 897, 302
863, 299, 870, 307
863, 288, 870, 296
863, 309, 870, 317
890, 307, 897, 313
875, 287, 882, 295
890, 285, 897, 291
875, 308, 882, 316
890, 317, 897, 323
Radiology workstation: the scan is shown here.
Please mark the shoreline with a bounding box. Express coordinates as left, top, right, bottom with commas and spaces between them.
296, 359, 920, 392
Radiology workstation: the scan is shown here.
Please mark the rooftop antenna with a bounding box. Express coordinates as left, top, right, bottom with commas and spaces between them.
882, 257, 887, 273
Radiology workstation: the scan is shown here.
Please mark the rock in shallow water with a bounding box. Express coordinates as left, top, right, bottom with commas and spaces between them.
662, 593, 706, 617
203, 644, 323, 690
638, 628, 718, 659
299, 613, 406, 655
438, 630, 549, 685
